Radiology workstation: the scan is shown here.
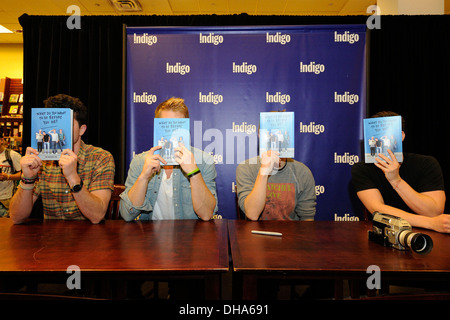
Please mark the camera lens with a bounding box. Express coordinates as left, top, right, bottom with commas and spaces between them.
409, 233, 433, 254
399, 231, 433, 254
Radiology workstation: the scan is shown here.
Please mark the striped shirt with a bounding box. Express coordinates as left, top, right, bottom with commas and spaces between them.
34, 140, 115, 220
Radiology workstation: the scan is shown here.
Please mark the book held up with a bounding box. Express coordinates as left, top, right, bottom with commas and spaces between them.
31, 108, 73, 160
363, 115, 403, 163
154, 118, 190, 166
259, 112, 295, 158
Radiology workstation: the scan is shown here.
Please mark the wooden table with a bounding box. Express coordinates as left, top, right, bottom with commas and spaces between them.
228, 220, 450, 300
0, 218, 229, 299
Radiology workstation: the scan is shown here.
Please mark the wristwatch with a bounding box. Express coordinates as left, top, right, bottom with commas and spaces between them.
70, 179, 83, 193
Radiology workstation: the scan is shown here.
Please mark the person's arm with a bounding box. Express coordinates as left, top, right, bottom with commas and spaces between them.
127, 146, 166, 208
174, 144, 216, 221
388, 179, 445, 216
69, 185, 111, 224
236, 151, 279, 221
243, 170, 269, 221
294, 164, 316, 221
10, 184, 39, 224
9, 147, 42, 224
357, 188, 450, 233
120, 147, 166, 221
244, 152, 280, 220
0, 171, 21, 182
375, 150, 445, 217
59, 149, 113, 224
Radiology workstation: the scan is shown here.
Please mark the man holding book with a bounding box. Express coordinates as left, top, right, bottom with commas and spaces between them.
236, 149, 316, 221
9, 94, 115, 224
352, 111, 450, 233
236, 111, 316, 221
119, 97, 218, 221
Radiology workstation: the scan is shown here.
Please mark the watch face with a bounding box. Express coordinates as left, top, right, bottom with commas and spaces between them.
72, 180, 83, 193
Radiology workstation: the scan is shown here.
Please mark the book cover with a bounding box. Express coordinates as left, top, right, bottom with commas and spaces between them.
259, 112, 295, 158
8, 105, 18, 114
31, 108, 73, 160
363, 115, 403, 163
154, 118, 190, 166
9, 94, 19, 103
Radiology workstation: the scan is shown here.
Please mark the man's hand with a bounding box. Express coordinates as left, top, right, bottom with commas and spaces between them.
20, 147, 42, 178
174, 143, 197, 174
429, 214, 450, 233
259, 150, 279, 176
58, 149, 80, 185
374, 149, 401, 185
141, 146, 167, 179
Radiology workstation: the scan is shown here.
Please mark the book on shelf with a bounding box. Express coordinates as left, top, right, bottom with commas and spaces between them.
31, 108, 73, 160
9, 94, 19, 103
259, 111, 295, 158
153, 118, 190, 166
8, 105, 18, 114
363, 115, 403, 163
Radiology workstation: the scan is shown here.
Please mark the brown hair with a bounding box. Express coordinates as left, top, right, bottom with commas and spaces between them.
155, 97, 189, 118
372, 111, 405, 132
44, 94, 88, 126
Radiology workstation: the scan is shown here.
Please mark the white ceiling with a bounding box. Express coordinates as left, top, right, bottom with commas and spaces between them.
0, 0, 448, 44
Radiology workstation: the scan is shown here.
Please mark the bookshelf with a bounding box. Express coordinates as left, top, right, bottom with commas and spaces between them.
0, 77, 23, 153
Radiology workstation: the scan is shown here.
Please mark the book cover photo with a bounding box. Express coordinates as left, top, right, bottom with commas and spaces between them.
31, 108, 73, 160
259, 112, 295, 158
153, 118, 190, 166
363, 115, 403, 163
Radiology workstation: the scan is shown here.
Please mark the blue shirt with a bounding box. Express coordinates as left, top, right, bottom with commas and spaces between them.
119, 147, 218, 221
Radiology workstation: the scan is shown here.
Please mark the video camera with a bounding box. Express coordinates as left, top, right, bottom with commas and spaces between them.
368, 212, 433, 255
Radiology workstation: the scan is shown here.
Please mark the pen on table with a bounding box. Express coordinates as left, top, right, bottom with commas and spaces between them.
251, 230, 282, 237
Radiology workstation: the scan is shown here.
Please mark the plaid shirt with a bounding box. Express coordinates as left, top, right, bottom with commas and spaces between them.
34, 140, 115, 220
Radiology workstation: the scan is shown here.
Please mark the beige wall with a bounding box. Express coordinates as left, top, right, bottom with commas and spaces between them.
0, 44, 23, 79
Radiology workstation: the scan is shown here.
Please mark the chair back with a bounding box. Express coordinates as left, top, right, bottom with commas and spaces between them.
235, 185, 247, 220
106, 184, 125, 220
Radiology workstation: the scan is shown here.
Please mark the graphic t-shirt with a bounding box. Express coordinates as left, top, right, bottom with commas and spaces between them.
236, 157, 316, 221
261, 183, 296, 220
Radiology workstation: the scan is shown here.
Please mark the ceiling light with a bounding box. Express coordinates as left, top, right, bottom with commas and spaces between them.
0, 25, 13, 34
109, 0, 142, 12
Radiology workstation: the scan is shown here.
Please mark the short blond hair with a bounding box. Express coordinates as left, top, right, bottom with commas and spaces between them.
155, 97, 189, 118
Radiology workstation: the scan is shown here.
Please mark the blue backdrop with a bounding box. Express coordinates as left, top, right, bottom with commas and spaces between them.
126, 25, 366, 220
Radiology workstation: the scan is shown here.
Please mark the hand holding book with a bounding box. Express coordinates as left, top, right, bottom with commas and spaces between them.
142, 146, 167, 179
58, 149, 80, 186
374, 149, 402, 187
259, 150, 280, 176
174, 143, 197, 175
20, 147, 42, 179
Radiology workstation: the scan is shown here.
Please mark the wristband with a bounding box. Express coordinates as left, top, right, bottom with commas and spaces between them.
187, 167, 200, 178
19, 181, 35, 190
21, 174, 37, 184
